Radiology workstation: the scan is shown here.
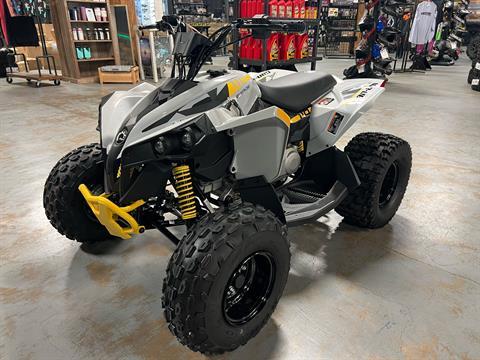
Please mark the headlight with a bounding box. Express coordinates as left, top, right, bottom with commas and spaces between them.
181, 130, 194, 150
154, 137, 167, 154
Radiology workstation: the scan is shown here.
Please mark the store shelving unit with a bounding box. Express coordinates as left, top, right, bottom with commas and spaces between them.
323, 0, 358, 58
50, 0, 119, 83
231, 0, 323, 71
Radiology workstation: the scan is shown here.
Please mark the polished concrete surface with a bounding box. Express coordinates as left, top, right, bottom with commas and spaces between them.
1, 57, 479, 360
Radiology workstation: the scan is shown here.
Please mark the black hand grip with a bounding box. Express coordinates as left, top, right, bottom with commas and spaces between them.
138, 24, 158, 30
281, 21, 306, 33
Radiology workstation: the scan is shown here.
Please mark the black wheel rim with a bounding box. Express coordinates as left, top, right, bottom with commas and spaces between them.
379, 160, 400, 207
223, 251, 275, 326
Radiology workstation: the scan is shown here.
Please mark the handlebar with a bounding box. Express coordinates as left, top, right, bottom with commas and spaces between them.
138, 24, 158, 30
237, 17, 306, 33
139, 15, 305, 34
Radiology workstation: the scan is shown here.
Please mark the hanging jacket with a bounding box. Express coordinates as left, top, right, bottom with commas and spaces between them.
0, 0, 39, 46
408, 1, 437, 45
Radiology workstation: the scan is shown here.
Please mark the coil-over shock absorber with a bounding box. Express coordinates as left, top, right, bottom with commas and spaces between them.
172, 164, 197, 220
297, 141, 305, 153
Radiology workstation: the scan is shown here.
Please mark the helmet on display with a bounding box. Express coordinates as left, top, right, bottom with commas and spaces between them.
376, 20, 385, 32
372, 43, 382, 59
359, 14, 375, 32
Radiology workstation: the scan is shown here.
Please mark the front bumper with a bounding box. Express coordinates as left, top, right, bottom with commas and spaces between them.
78, 184, 145, 239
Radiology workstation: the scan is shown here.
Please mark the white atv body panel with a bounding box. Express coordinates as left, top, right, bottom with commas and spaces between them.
100, 69, 384, 183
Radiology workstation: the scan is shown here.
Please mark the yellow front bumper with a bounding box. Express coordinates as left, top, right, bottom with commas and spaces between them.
78, 184, 145, 240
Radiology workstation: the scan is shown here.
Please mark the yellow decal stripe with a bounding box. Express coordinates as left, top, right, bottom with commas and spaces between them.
227, 74, 252, 96
290, 107, 312, 123
276, 108, 291, 127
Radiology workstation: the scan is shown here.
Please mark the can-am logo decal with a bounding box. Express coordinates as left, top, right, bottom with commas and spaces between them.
317, 97, 334, 105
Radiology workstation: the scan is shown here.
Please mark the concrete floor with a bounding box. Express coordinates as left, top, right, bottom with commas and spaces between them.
1, 57, 479, 360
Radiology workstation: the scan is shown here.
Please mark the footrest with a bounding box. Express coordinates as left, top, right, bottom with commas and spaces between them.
282, 180, 325, 204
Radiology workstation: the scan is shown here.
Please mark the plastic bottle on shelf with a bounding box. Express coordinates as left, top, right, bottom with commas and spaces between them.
251, 38, 258, 59
300, 0, 305, 18
279, 33, 296, 59
285, 0, 293, 18
100, 7, 108, 21
98, 28, 105, 40
248, 0, 256, 17
72, 27, 78, 40
105, 28, 111, 40
293, 0, 300, 18
256, 0, 263, 15
267, 33, 279, 60
254, 39, 262, 59
268, 0, 278, 17
240, 0, 247, 18
295, 33, 308, 58
277, 0, 285, 17
77, 27, 84, 40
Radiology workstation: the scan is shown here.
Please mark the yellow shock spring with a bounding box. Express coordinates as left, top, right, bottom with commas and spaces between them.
298, 141, 305, 153
172, 165, 197, 220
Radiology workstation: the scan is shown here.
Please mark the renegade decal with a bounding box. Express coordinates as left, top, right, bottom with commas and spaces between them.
255, 70, 272, 80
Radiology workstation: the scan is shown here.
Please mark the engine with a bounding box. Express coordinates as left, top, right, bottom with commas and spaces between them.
279, 145, 301, 179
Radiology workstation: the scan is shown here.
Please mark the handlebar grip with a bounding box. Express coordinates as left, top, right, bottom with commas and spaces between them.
281, 22, 306, 33
138, 24, 158, 30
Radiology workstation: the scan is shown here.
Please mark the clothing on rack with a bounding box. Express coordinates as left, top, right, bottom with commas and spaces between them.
408, 1, 437, 45
5, 0, 48, 18
0, 0, 39, 46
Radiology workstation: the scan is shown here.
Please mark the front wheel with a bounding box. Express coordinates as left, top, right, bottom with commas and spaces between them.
336, 132, 412, 228
162, 201, 290, 354
43, 143, 114, 243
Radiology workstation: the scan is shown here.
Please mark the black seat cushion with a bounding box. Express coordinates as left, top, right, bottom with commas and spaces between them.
257, 71, 337, 113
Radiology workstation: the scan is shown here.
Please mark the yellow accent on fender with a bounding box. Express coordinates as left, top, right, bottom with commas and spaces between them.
276, 108, 291, 127
290, 107, 312, 123
227, 74, 252, 96
276, 107, 312, 127
78, 184, 145, 240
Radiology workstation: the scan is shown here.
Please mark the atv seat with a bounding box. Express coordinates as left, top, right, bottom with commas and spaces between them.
257, 71, 337, 113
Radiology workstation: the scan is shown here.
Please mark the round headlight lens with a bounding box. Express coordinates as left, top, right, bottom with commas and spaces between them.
181, 131, 194, 149
154, 137, 166, 154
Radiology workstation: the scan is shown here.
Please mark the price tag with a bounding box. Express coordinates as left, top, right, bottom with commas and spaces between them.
358, 64, 365, 73
472, 79, 480, 86
381, 48, 389, 59
476, 62, 480, 70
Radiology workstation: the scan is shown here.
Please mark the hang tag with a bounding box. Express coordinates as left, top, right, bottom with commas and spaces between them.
476, 63, 480, 70
381, 48, 389, 59
450, 41, 457, 49
358, 64, 365, 73
472, 79, 480, 86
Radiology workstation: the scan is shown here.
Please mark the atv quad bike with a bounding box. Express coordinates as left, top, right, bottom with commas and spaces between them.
44, 16, 412, 354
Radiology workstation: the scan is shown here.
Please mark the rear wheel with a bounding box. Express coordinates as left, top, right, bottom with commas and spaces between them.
336, 132, 412, 228
467, 35, 480, 60
162, 201, 290, 354
43, 143, 114, 243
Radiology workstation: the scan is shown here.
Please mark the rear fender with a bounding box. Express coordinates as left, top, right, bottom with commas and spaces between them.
306, 78, 385, 156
